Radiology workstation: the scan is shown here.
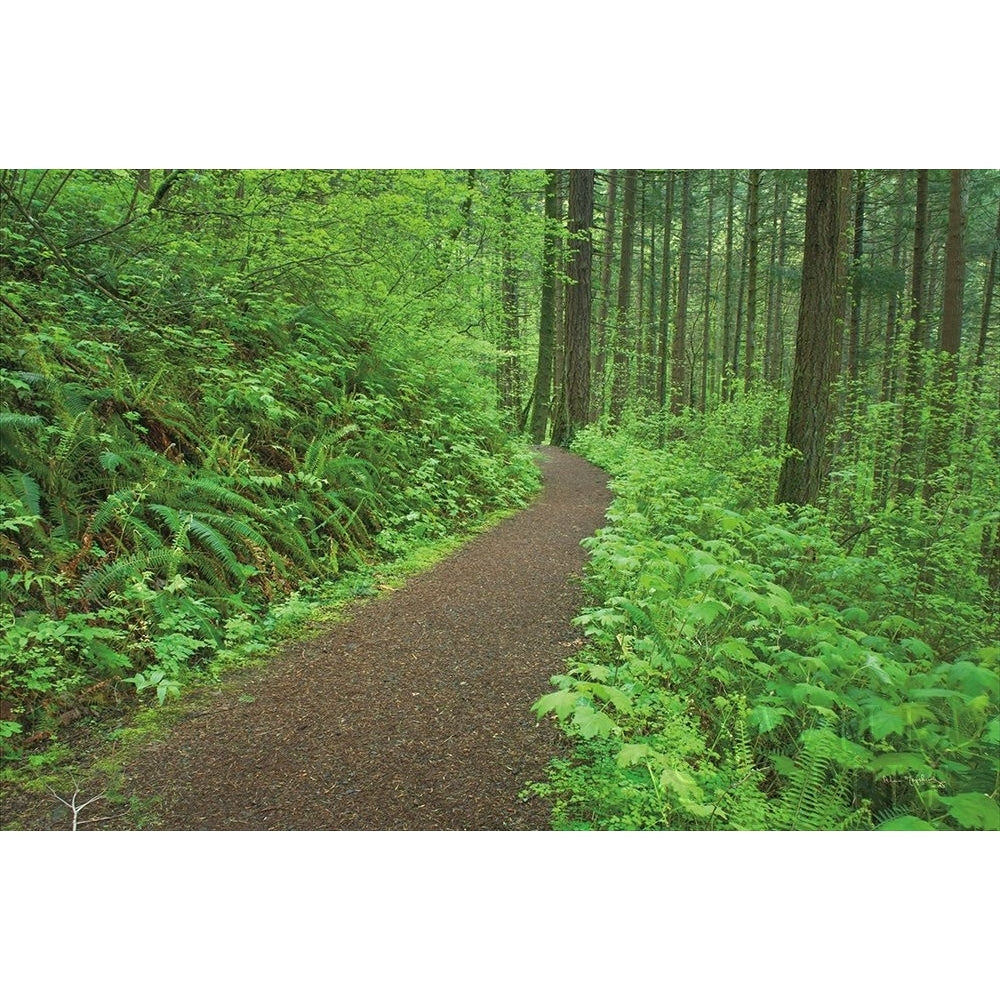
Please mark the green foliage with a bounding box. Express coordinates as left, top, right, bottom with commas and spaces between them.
1, 169, 540, 755
529, 410, 999, 830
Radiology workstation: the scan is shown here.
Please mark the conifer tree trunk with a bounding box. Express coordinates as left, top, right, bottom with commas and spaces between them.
772, 174, 789, 389
969, 198, 1000, 415
530, 170, 560, 444
776, 170, 850, 506
732, 174, 749, 390
880, 170, 907, 406
700, 173, 715, 411
497, 170, 521, 423
923, 169, 967, 500
721, 170, 736, 402
744, 169, 761, 393
657, 171, 675, 417
764, 175, 780, 383
594, 169, 618, 420
550, 171, 566, 418
848, 170, 866, 382
610, 169, 637, 424
671, 169, 693, 416
898, 169, 930, 492
552, 169, 594, 446
637, 173, 647, 394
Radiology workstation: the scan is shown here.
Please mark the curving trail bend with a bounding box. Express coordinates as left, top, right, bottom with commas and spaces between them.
114, 446, 610, 830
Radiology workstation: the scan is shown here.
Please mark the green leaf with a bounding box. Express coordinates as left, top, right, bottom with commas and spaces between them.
865, 709, 906, 740
900, 636, 935, 661
584, 682, 633, 714
682, 598, 728, 627
659, 767, 702, 800
895, 703, 935, 727
716, 638, 756, 665
878, 815, 936, 831
872, 753, 931, 777
939, 793, 1000, 831
532, 689, 581, 721
617, 744, 651, 767
948, 662, 1000, 699
792, 682, 840, 709
572, 705, 617, 739
749, 704, 790, 734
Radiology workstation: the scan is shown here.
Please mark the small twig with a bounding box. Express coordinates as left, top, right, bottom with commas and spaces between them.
1, 293, 31, 323
75, 811, 128, 827
48, 783, 106, 832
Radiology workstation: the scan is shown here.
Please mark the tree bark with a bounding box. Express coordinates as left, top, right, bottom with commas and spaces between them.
969, 197, 1000, 413
497, 170, 521, 423
721, 170, 736, 402
593, 169, 618, 420
552, 169, 594, 446
530, 170, 560, 444
656, 171, 675, 419
744, 169, 761, 393
923, 169, 967, 500
610, 169, 637, 424
898, 169, 930, 492
671, 169, 693, 416
700, 173, 715, 411
776, 170, 850, 507
848, 170, 866, 382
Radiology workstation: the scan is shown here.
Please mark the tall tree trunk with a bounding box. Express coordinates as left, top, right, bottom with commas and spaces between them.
744, 169, 761, 394
872, 171, 907, 508
637, 173, 647, 394
656, 171, 675, 438
610, 169, 637, 424
530, 170, 560, 444
733, 175, 749, 390
552, 169, 594, 446
671, 169, 693, 416
551, 171, 566, 425
645, 175, 659, 403
764, 175, 780, 383
923, 169, 968, 501
497, 170, 521, 423
700, 173, 715, 411
968, 197, 1000, 417
772, 174, 789, 389
848, 170, 866, 382
594, 169, 618, 421
776, 170, 850, 507
721, 170, 736, 402
881, 170, 907, 405
898, 168, 930, 493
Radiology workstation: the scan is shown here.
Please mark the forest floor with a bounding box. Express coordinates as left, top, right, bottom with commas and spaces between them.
1, 446, 610, 831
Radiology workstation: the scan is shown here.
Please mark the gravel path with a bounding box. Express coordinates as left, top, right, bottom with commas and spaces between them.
104, 445, 610, 830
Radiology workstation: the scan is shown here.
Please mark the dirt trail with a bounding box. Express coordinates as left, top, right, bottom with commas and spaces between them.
105, 445, 610, 830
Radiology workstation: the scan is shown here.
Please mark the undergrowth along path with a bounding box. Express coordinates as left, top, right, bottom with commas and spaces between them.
113, 446, 610, 830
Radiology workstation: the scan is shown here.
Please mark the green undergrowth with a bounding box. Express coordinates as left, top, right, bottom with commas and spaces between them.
1, 502, 527, 825
1, 170, 542, 760
527, 411, 999, 831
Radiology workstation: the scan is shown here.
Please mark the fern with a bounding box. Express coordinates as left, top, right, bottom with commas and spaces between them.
768, 725, 872, 831
0, 411, 44, 432
185, 515, 249, 582
90, 486, 148, 535
81, 547, 177, 599
179, 476, 266, 520
0, 471, 42, 518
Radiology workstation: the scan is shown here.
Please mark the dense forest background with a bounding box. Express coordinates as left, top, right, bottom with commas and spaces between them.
3, 5, 999, 997
2, 167, 997, 833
